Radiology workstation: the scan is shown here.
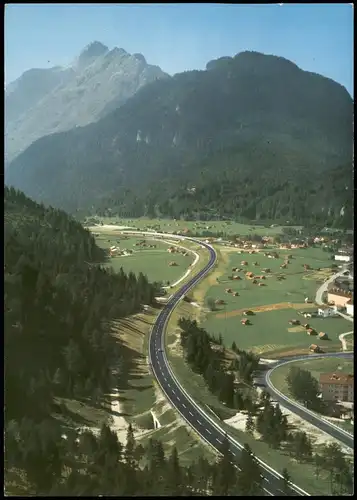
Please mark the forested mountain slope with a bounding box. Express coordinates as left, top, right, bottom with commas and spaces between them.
5, 41, 168, 163
4, 187, 275, 496
6, 51, 353, 227
5, 186, 160, 422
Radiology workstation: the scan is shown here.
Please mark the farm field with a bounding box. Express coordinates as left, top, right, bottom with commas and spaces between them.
95, 233, 194, 284
84, 215, 302, 236
203, 309, 351, 356
200, 245, 350, 357
269, 357, 354, 400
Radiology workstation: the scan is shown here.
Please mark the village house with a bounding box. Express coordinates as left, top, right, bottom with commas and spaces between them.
346, 298, 354, 317
327, 288, 353, 308
319, 373, 354, 402
317, 305, 336, 318
334, 254, 351, 262
310, 344, 323, 353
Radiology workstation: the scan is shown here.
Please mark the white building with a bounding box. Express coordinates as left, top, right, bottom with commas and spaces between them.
318, 306, 336, 318
346, 299, 354, 317
335, 254, 351, 262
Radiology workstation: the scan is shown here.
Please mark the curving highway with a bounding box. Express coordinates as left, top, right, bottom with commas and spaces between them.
146, 235, 310, 496
265, 353, 354, 450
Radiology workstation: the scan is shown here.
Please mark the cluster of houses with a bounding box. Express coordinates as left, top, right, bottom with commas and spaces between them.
334, 246, 353, 263
109, 245, 133, 257
167, 246, 189, 257
288, 319, 328, 339
134, 240, 157, 249
241, 310, 255, 326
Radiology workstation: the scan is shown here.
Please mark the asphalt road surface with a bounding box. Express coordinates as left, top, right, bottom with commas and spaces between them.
265, 353, 354, 450
148, 238, 310, 496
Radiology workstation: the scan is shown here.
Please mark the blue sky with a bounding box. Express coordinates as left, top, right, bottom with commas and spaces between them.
5, 3, 354, 95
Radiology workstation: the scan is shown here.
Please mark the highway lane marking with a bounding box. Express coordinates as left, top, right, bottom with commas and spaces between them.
216, 437, 223, 444
263, 488, 274, 496
263, 477, 269, 482
167, 383, 171, 388
206, 429, 211, 435
172, 389, 175, 394
189, 411, 194, 417
182, 403, 187, 409
197, 420, 203, 425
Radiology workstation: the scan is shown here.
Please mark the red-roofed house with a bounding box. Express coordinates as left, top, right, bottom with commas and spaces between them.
319, 373, 354, 402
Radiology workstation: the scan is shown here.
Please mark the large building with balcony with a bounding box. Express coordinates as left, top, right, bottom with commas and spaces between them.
319, 373, 354, 402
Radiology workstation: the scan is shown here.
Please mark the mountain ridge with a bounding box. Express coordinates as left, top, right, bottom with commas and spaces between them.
6, 50, 353, 227
5, 42, 169, 162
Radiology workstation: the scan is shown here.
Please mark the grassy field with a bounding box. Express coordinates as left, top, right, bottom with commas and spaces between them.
269, 357, 354, 400
203, 309, 351, 357
114, 308, 216, 466
345, 332, 354, 350
85, 215, 302, 236
95, 233, 194, 284
198, 245, 351, 357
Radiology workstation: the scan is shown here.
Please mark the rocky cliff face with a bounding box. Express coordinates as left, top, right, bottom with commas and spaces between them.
5, 41, 169, 163
6, 51, 353, 227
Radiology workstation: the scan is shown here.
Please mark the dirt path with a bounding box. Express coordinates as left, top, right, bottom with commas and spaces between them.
339, 331, 354, 351
215, 302, 316, 319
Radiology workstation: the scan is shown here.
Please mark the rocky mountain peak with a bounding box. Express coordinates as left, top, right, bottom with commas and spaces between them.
78, 41, 109, 64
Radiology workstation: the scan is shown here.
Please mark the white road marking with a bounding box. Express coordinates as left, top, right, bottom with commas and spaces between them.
197, 420, 203, 426
206, 429, 211, 435
172, 389, 175, 394
189, 411, 194, 417
216, 438, 223, 444
167, 383, 171, 388
263, 488, 274, 496
263, 477, 269, 483
182, 403, 187, 409
176, 396, 181, 401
